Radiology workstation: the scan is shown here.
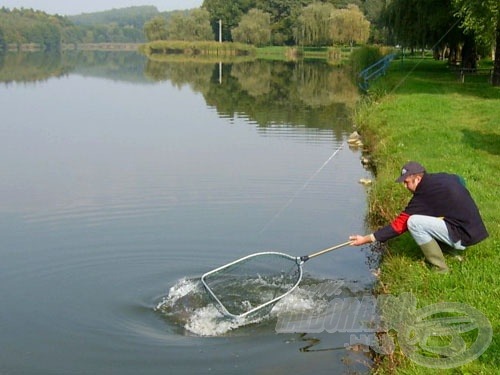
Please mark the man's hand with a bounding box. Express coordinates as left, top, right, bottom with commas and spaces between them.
349, 234, 375, 246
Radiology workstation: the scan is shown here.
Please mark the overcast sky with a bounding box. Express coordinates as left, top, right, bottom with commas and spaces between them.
1, 0, 203, 15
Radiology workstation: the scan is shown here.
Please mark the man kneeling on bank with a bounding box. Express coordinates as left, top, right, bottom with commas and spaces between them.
349, 161, 488, 273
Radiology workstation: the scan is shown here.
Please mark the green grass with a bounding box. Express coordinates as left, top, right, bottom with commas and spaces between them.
355, 57, 500, 374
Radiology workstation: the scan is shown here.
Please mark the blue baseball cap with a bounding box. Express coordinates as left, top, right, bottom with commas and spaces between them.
396, 161, 426, 182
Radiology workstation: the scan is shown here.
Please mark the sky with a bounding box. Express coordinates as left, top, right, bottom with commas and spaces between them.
1, 0, 203, 15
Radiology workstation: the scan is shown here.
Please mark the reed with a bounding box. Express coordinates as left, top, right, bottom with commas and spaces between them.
140, 40, 256, 57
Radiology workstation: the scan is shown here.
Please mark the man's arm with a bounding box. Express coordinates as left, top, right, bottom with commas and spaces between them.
350, 212, 411, 245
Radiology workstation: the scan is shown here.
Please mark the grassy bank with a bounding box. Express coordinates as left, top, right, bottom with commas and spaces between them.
355, 57, 499, 374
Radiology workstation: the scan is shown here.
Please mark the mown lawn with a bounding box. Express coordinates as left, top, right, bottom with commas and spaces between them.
355, 57, 500, 374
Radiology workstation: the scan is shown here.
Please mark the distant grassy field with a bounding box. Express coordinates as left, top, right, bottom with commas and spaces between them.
355, 57, 500, 374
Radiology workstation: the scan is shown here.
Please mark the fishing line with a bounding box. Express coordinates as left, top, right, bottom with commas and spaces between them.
259, 142, 344, 234
258, 20, 460, 234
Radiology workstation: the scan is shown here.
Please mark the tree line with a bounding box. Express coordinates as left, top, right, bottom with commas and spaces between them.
0, 6, 171, 50
198, 0, 380, 45
145, 4, 370, 49
0, 7, 70, 50
383, 0, 499, 84
1, 1, 498, 85
143, 0, 498, 84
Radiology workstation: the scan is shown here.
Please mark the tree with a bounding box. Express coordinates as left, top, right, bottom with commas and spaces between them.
189, 9, 214, 41
362, 0, 387, 43
453, 0, 500, 85
0, 8, 67, 49
384, 0, 423, 50
35, 23, 61, 50
144, 16, 168, 41
331, 4, 370, 49
255, 0, 309, 45
232, 8, 271, 46
295, 2, 335, 46
166, 9, 213, 41
202, 0, 256, 41
383, 0, 465, 62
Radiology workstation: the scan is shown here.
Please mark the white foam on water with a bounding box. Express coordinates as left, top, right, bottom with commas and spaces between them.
156, 277, 199, 309
184, 305, 247, 336
157, 278, 339, 337
180, 284, 331, 336
157, 278, 262, 336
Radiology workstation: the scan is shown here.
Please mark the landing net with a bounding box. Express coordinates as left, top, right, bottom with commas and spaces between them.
201, 252, 303, 319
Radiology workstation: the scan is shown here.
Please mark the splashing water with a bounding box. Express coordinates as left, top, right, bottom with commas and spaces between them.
155, 278, 263, 336
156, 277, 355, 337
184, 305, 246, 336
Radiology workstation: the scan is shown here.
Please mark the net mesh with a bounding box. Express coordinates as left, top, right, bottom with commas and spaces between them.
201, 252, 302, 318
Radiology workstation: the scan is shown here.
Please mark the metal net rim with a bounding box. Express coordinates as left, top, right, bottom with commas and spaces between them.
201, 251, 303, 319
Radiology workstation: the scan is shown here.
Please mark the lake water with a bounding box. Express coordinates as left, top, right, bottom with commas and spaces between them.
0, 51, 377, 374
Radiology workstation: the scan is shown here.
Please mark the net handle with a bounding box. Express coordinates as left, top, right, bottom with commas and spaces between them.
300, 241, 351, 262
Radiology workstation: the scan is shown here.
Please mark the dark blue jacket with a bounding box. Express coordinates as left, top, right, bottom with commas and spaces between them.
374, 173, 488, 246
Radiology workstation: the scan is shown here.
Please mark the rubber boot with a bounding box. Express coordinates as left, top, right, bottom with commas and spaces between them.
419, 239, 449, 273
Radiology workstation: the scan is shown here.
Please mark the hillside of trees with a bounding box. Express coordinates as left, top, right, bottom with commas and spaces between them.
0, 6, 184, 49
68, 6, 160, 28
0, 7, 72, 50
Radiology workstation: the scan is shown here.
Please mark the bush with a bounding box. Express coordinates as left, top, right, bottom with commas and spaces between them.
349, 45, 384, 74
